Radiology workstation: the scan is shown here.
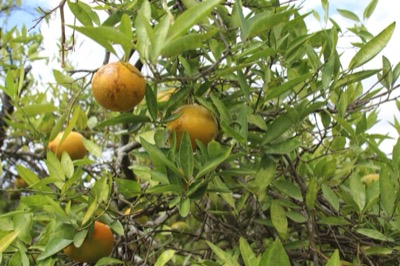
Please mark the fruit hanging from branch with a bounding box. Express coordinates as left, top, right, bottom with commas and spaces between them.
92, 62, 146, 112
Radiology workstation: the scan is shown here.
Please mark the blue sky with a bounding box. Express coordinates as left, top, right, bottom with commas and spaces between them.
1, 0, 50, 30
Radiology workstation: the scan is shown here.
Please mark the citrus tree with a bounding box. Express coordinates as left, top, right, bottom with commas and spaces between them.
1, 0, 400, 265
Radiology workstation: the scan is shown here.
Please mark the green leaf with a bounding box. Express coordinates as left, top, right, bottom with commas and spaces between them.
196, 146, 232, 178
0, 230, 20, 253
239, 237, 258, 266
146, 184, 183, 194
336, 9, 360, 22
213, 175, 235, 209
82, 138, 102, 158
262, 113, 293, 145
179, 131, 194, 178
141, 138, 182, 176
179, 197, 190, 217
145, 84, 158, 122
210, 95, 231, 124
207, 241, 240, 266
16, 165, 41, 187
152, 15, 171, 61
91, 175, 110, 204
259, 238, 290, 266
67, 0, 93, 26
167, 0, 222, 42
306, 177, 318, 211
37, 238, 71, 260
161, 29, 218, 57
246, 10, 294, 39
115, 178, 141, 198
154, 250, 176, 266
95, 114, 150, 129
363, 0, 378, 20
135, 0, 153, 60
321, 184, 339, 211
5, 69, 17, 99
253, 156, 276, 196
17, 103, 57, 116
325, 249, 340, 266
119, 13, 134, 57
273, 180, 303, 201
379, 165, 395, 216
349, 22, 396, 69
69, 25, 132, 55
266, 139, 301, 154
235, 0, 248, 40
61, 153, 74, 178
266, 73, 312, 100
271, 200, 288, 239
356, 228, 394, 242
333, 69, 379, 89
82, 199, 98, 226
350, 174, 366, 212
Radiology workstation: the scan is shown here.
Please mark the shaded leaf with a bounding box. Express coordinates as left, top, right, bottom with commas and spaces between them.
271, 200, 288, 238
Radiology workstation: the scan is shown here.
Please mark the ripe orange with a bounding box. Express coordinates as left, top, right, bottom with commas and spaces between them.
64, 221, 114, 263
166, 104, 218, 149
48, 131, 87, 160
92, 62, 146, 112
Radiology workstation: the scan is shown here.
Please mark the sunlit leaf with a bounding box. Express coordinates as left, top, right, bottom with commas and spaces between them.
349, 22, 396, 69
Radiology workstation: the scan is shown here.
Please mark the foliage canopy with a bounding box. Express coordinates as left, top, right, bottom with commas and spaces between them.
1, 0, 400, 265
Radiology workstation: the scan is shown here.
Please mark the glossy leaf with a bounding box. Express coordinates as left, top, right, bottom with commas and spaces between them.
161, 29, 218, 57
271, 200, 288, 238
337, 9, 360, 22
260, 239, 290, 266
356, 228, 394, 242
262, 113, 293, 145
325, 249, 340, 266
349, 22, 396, 69
363, 0, 378, 20
115, 178, 141, 198
154, 250, 176, 266
246, 10, 294, 39
0, 230, 20, 253
379, 165, 395, 216
167, 0, 222, 42
95, 114, 150, 129
69, 25, 132, 55
306, 177, 318, 211
179, 131, 194, 179
240, 237, 258, 266
350, 174, 366, 212
207, 241, 240, 266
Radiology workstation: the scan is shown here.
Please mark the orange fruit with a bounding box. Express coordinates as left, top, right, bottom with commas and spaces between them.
15, 177, 28, 189
92, 62, 146, 112
48, 131, 87, 160
64, 221, 114, 263
166, 104, 218, 149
